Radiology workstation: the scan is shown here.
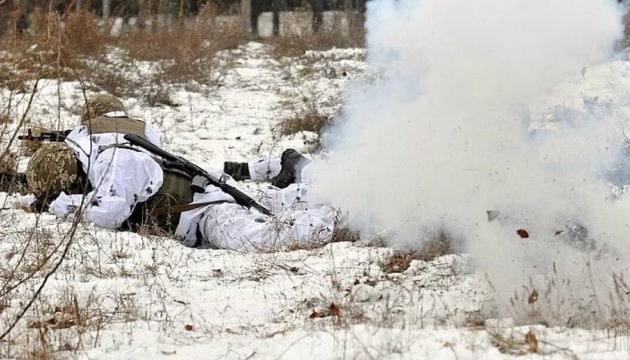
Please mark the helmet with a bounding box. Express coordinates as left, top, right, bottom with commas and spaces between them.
81, 94, 126, 122
26, 143, 78, 198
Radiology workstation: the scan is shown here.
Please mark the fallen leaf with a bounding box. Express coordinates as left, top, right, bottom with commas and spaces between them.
212, 269, 223, 278
517, 229, 529, 238
329, 303, 340, 317
528, 289, 538, 304
309, 303, 341, 319
525, 330, 539, 353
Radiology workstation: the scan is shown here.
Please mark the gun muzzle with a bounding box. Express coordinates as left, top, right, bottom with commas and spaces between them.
17, 129, 33, 141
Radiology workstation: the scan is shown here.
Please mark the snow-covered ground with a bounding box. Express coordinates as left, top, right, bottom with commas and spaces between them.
0, 42, 629, 359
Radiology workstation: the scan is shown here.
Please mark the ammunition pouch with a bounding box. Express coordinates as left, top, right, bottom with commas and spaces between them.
126, 160, 195, 233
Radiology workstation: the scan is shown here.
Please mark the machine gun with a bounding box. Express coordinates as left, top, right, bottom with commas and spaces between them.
123, 133, 273, 216
18, 129, 72, 142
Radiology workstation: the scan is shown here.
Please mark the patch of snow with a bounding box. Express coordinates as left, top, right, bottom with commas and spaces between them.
0, 42, 629, 359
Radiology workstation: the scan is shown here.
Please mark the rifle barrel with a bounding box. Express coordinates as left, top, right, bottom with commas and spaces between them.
123, 133, 273, 216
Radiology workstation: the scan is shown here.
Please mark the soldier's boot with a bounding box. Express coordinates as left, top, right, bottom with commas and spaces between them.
271, 149, 310, 189
223, 162, 251, 181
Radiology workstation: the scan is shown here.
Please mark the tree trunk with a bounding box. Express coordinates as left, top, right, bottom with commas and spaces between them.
102, 0, 111, 19
311, 0, 322, 32
241, 0, 253, 34
271, 0, 280, 36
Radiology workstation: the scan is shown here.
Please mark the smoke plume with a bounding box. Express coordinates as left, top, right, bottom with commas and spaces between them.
307, 0, 630, 319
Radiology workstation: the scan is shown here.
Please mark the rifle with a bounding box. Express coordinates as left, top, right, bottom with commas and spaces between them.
18, 129, 72, 142
123, 133, 273, 216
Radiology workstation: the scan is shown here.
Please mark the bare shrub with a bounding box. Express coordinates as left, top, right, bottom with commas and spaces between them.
380, 231, 457, 273
0, 9, 109, 90
0, 5, 246, 99
0, 150, 18, 173
380, 251, 414, 274
331, 227, 360, 243
276, 89, 337, 152
279, 111, 332, 136
114, 4, 248, 85
57, 10, 111, 59
86, 60, 142, 98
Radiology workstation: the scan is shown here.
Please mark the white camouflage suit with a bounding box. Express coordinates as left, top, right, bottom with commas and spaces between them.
47, 118, 336, 251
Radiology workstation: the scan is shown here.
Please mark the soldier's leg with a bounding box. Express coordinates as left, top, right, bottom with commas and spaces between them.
223, 149, 311, 187
197, 202, 336, 250
270, 149, 311, 188
223, 156, 282, 182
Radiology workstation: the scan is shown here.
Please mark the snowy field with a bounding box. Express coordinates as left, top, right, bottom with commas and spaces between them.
0, 37, 629, 359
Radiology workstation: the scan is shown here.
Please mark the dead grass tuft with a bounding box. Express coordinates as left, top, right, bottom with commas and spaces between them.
286, 239, 329, 251
489, 329, 544, 356
381, 251, 414, 274
415, 230, 454, 262
137, 223, 173, 238
380, 231, 456, 273
279, 111, 332, 136
59, 10, 111, 58
0, 151, 19, 173
277, 102, 333, 152
331, 227, 360, 243
0, 151, 28, 194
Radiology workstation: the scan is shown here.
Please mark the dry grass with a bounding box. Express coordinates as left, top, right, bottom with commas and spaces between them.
278, 110, 331, 151
0, 5, 248, 101
113, 5, 248, 85
0, 150, 28, 195
277, 96, 335, 152
380, 231, 456, 273
279, 111, 332, 136
331, 227, 360, 243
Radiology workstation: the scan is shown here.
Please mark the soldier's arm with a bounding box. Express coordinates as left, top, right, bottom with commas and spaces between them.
49, 148, 164, 229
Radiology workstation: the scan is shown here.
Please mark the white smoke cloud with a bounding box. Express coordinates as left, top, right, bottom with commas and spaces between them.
306, 0, 630, 319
